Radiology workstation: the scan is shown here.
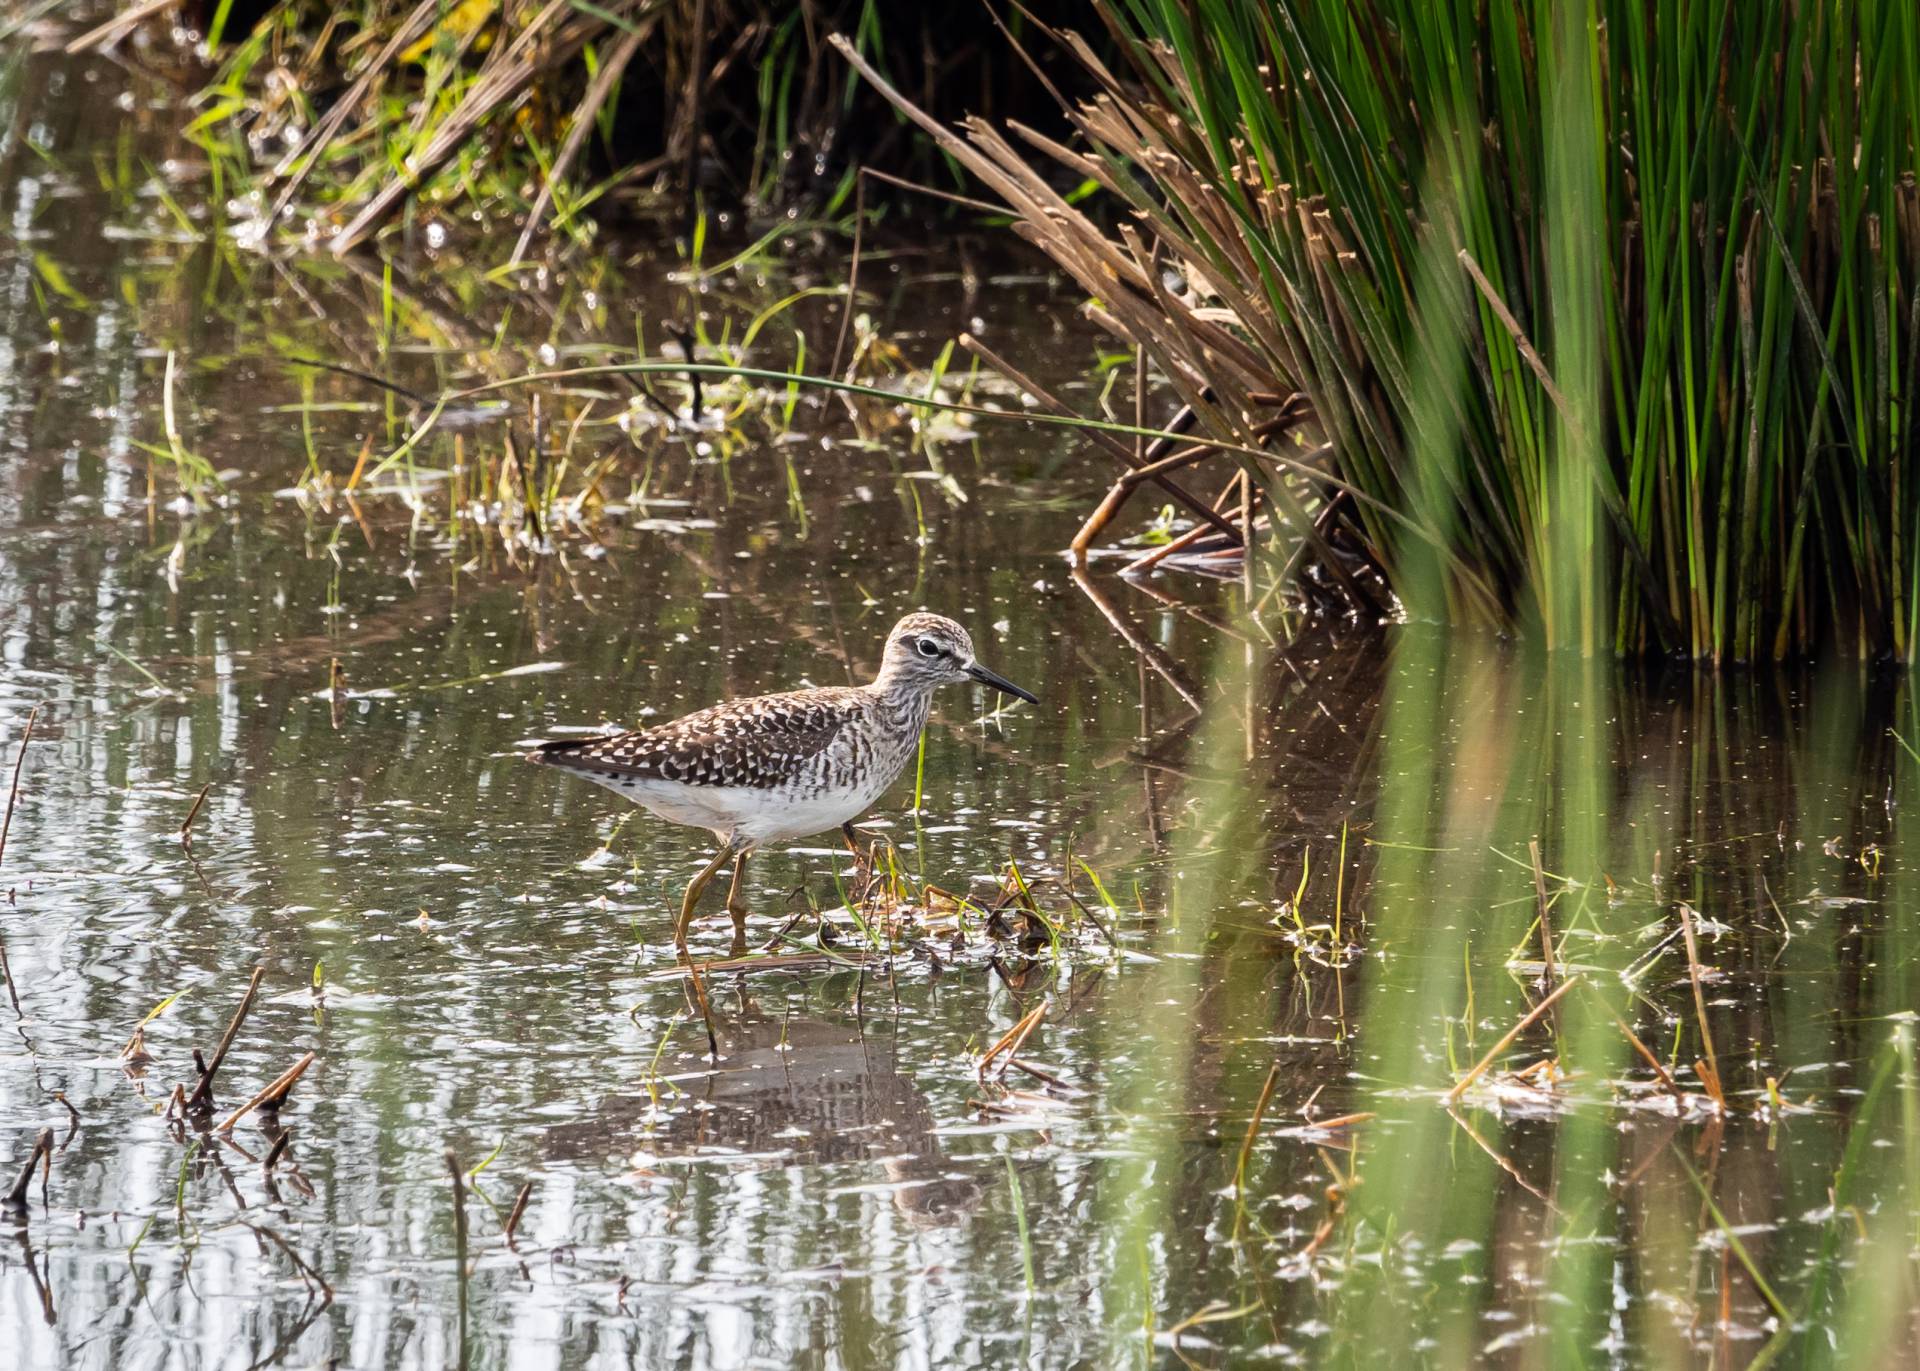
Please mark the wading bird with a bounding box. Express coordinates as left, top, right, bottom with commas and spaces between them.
530, 613, 1036, 951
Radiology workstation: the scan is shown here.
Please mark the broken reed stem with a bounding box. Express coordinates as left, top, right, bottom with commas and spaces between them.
1589, 990, 1686, 1100
218, 1051, 316, 1134
63, 0, 180, 53
179, 782, 211, 847
957, 332, 1243, 546
1529, 838, 1557, 983
263, 1130, 291, 1173
1445, 976, 1581, 1105
447, 1148, 470, 1350
504, 1181, 532, 1249
0, 937, 20, 1019
1676, 902, 1722, 1101
830, 170, 866, 380
1234, 1062, 1282, 1211
187, 965, 266, 1111
4, 1127, 52, 1208
977, 999, 1048, 1084
1307, 1111, 1376, 1131
0, 705, 38, 875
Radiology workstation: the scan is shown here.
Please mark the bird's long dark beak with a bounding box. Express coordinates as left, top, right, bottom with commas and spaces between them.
966, 661, 1038, 705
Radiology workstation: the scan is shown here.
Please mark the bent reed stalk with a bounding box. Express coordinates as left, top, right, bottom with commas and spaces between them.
834, 2, 1920, 664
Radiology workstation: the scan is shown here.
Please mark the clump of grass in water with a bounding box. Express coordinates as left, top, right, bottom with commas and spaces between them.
839, 4, 1920, 662
142, 0, 1090, 258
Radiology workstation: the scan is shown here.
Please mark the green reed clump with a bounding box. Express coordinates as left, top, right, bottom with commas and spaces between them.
850, 1, 1920, 662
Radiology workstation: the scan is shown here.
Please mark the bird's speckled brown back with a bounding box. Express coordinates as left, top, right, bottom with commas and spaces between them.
530, 687, 877, 791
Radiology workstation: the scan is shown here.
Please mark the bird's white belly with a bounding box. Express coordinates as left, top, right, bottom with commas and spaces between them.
604, 771, 898, 846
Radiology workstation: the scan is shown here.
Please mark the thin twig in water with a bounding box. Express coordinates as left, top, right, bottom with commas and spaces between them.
504, 1181, 533, 1250
1529, 838, 1557, 983
1445, 976, 1581, 1105
0, 706, 38, 875
1677, 902, 1723, 1105
180, 783, 212, 848
830, 171, 866, 379
0, 938, 20, 1020
188, 965, 267, 1112
1588, 989, 1687, 1101
282, 356, 430, 406
447, 1148, 471, 1357
977, 999, 1047, 1084
51, 1092, 79, 1148
1233, 1062, 1281, 1232
667, 325, 703, 418
3, 1128, 52, 1210
235, 1217, 335, 1305
218, 1052, 317, 1134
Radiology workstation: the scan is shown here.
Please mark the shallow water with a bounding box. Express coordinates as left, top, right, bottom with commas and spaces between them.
4, 28, 1920, 1371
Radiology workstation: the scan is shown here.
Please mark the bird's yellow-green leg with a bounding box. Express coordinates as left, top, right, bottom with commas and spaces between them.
675, 845, 737, 951
725, 851, 751, 945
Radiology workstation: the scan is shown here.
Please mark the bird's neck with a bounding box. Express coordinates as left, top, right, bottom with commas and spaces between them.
865, 673, 937, 732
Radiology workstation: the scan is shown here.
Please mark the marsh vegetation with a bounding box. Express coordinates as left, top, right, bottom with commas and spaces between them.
2, 4, 1920, 1369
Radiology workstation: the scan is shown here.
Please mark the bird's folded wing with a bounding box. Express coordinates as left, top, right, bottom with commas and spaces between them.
529, 690, 864, 789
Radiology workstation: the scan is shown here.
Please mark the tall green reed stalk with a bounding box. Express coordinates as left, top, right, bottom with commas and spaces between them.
849, 1, 1920, 662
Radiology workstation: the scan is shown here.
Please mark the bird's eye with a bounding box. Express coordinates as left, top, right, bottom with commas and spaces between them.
916, 637, 942, 658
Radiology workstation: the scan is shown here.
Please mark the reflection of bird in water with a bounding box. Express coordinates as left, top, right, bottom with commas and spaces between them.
543, 1001, 984, 1227
528, 613, 1035, 954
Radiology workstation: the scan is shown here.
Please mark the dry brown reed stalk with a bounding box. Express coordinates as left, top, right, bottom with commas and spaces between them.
1676, 903, 1724, 1108
1588, 991, 1686, 1102
1305, 1112, 1375, 1131
831, 35, 1374, 598
179, 782, 212, 848
504, 1181, 533, 1249
956, 334, 1240, 548
237, 1217, 335, 1305
0, 938, 19, 1021
977, 999, 1048, 1085
333, 0, 661, 254
1445, 1106, 1558, 1210
1529, 839, 1557, 983
0, 706, 38, 875
218, 1051, 317, 1134
1444, 975, 1581, 1106
63, 0, 180, 54
510, 15, 658, 266
3, 1127, 52, 1209
829, 172, 867, 379
446, 1148, 471, 1340
265, 0, 459, 223
1233, 1062, 1281, 1225
187, 965, 266, 1111
1004, 1058, 1075, 1091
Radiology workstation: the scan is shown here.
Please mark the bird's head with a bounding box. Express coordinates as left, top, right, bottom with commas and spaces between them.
876, 612, 1037, 704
